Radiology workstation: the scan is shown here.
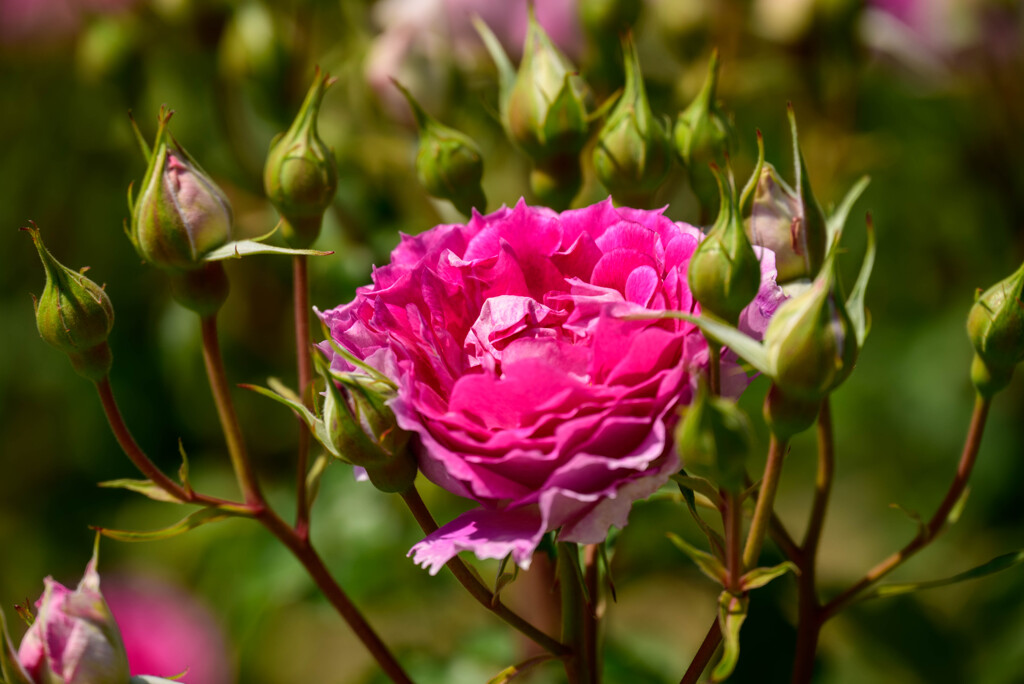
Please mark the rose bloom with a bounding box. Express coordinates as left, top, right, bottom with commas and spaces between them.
319, 198, 784, 572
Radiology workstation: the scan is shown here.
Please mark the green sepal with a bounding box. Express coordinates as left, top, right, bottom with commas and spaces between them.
318, 318, 398, 388
586, 87, 622, 124
667, 533, 726, 585
0, 608, 33, 684
202, 240, 331, 261
740, 560, 799, 591
127, 110, 152, 161
670, 474, 724, 508
846, 213, 877, 347
674, 473, 726, 556
739, 130, 765, 213
177, 438, 193, 497
98, 478, 182, 503
238, 380, 341, 460
492, 554, 520, 607
306, 453, 331, 508
712, 591, 749, 682
93, 506, 242, 542
826, 175, 871, 245
472, 16, 516, 132
542, 73, 589, 150
557, 542, 591, 605
788, 104, 828, 277
862, 549, 1024, 602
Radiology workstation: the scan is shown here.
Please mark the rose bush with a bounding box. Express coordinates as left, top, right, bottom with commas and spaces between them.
319, 198, 784, 572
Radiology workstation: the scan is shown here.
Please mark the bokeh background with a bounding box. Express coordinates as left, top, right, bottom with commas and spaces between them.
2, 0, 1023, 682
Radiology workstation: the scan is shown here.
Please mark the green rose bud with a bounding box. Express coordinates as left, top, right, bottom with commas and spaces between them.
762, 251, 858, 402
675, 381, 752, 492
25, 224, 114, 381
130, 109, 233, 271
967, 260, 1024, 397
593, 35, 672, 208
762, 383, 820, 441
687, 164, 761, 323
393, 80, 487, 218
324, 371, 416, 493
264, 68, 339, 248
673, 50, 735, 214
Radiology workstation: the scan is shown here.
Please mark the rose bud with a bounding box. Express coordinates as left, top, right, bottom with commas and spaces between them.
967, 260, 1024, 397
676, 381, 752, 492
593, 34, 672, 208
673, 50, 735, 215
263, 68, 339, 248
25, 224, 114, 381
130, 110, 232, 272
323, 370, 416, 493
762, 249, 857, 403
746, 106, 828, 284
393, 80, 487, 218
687, 164, 762, 323
15, 555, 130, 684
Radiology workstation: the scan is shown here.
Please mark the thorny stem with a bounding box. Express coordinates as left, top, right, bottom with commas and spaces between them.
822, 394, 992, 621
743, 436, 789, 569
399, 487, 570, 657
293, 255, 313, 537
679, 619, 722, 684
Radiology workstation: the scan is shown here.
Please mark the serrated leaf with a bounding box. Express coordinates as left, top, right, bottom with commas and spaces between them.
203, 240, 331, 261
671, 474, 725, 508
846, 212, 876, 347
712, 591, 749, 682
0, 609, 33, 684
306, 453, 331, 507
93, 507, 235, 542
740, 561, 799, 591
486, 654, 556, 684
667, 533, 726, 585
627, 311, 773, 376
826, 175, 870, 245
98, 478, 181, 503
864, 549, 1024, 602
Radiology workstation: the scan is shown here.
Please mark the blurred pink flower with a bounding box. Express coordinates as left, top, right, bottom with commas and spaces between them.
103, 574, 233, 684
320, 198, 783, 573
0, 0, 135, 44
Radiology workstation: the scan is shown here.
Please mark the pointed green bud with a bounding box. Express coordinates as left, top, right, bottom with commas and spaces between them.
25, 224, 114, 381
687, 165, 761, 323
130, 109, 233, 271
593, 35, 672, 207
673, 50, 735, 210
675, 381, 752, 492
762, 250, 858, 402
507, 7, 591, 165
968, 260, 1024, 397
323, 371, 416, 493
394, 80, 487, 217
264, 68, 339, 248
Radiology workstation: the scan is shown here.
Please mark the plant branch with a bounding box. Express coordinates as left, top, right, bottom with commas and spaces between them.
558, 542, 596, 684
679, 619, 722, 684
293, 255, 314, 536
743, 436, 789, 569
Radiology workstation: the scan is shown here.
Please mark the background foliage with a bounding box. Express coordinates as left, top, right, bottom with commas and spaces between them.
1, 0, 1023, 682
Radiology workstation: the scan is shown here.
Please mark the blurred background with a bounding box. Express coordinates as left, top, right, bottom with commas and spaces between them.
1, 0, 1023, 682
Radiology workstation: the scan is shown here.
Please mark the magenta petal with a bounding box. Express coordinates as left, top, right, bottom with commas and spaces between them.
408, 506, 546, 574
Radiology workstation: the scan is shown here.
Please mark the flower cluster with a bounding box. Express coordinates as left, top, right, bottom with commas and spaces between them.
320, 198, 784, 572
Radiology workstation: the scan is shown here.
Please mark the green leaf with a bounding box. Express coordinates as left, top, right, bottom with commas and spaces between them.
712, 591, 749, 682
826, 175, 870, 245
93, 507, 236, 542
486, 654, 557, 684
846, 212, 876, 347
472, 16, 515, 131
740, 561, 799, 591
671, 474, 724, 508
98, 478, 181, 503
667, 533, 726, 585
239, 382, 319, 431
203, 240, 332, 261
626, 311, 773, 376
0, 609, 33, 684
306, 453, 331, 508
675, 477, 726, 557
863, 549, 1024, 602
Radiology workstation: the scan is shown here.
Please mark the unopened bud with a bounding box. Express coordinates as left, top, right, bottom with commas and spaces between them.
762, 384, 820, 441
394, 80, 486, 217
324, 372, 415, 493
687, 165, 761, 323
130, 110, 232, 271
25, 224, 114, 381
967, 261, 1024, 397
676, 381, 752, 491
762, 253, 857, 401
593, 35, 672, 207
264, 68, 338, 248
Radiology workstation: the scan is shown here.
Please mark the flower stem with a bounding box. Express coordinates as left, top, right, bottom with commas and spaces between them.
679, 619, 722, 684
558, 542, 596, 684
199, 314, 264, 507
743, 435, 789, 569
293, 255, 313, 537
399, 487, 569, 656
725, 489, 743, 591
708, 343, 721, 397
583, 543, 601, 682
821, 393, 992, 621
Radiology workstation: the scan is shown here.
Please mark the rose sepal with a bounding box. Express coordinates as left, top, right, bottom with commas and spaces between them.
0, 609, 32, 684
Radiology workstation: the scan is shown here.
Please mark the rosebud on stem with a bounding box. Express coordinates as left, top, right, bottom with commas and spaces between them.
25, 224, 114, 381
264, 68, 339, 248
676, 380, 752, 492
393, 80, 487, 217
968, 260, 1024, 397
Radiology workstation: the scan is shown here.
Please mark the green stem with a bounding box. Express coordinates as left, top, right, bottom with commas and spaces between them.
743, 436, 789, 569
725, 489, 742, 590
583, 544, 601, 683
399, 488, 570, 657
821, 394, 992, 621
679, 619, 722, 684
199, 314, 264, 506
293, 255, 313, 537
558, 542, 596, 684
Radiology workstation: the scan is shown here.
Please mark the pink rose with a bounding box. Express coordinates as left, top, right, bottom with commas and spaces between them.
319, 198, 783, 573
